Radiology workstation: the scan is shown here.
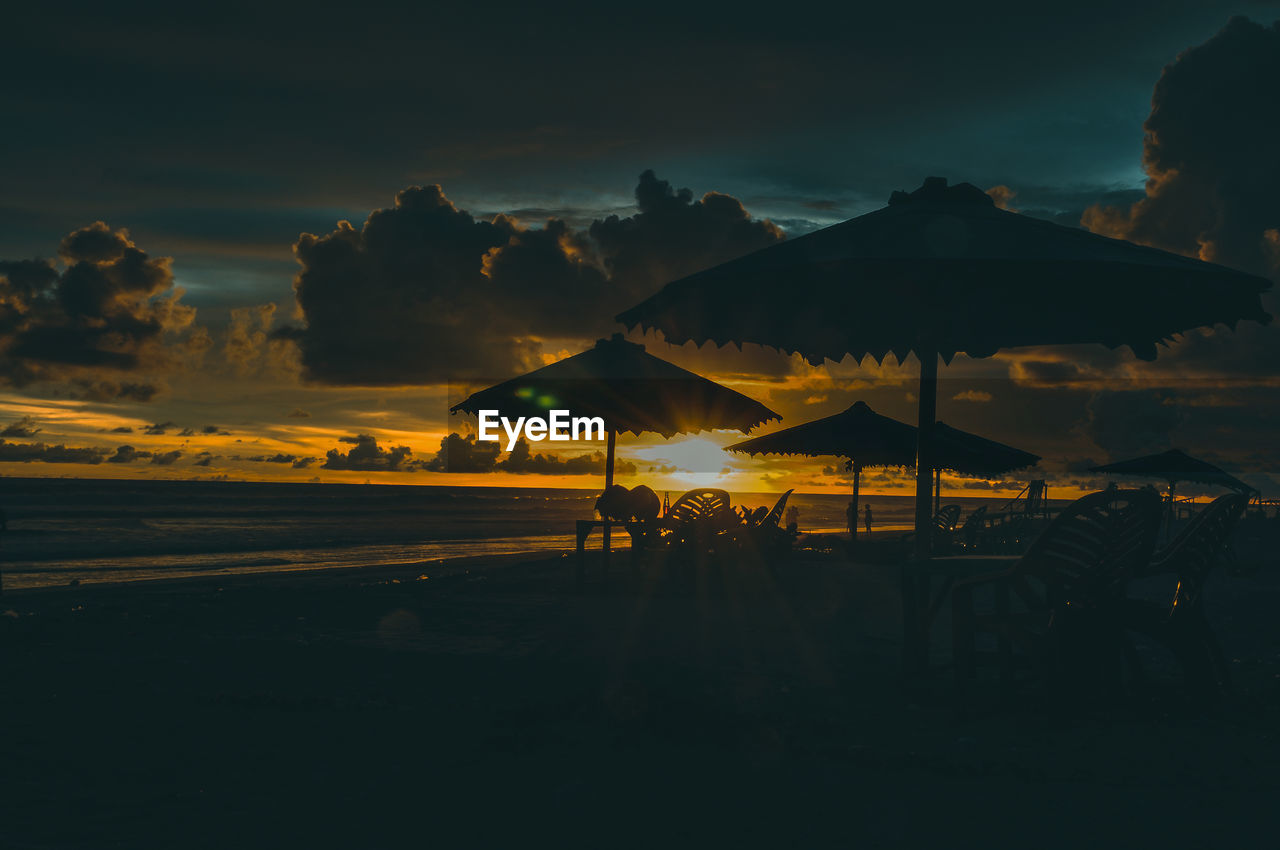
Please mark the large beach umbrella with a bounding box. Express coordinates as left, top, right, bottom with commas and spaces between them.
617, 177, 1272, 557
726, 400, 1039, 535
1090, 449, 1254, 500
450, 332, 779, 491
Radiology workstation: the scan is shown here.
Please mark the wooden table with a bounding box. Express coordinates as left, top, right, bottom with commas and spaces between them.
902, 555, 1020, 674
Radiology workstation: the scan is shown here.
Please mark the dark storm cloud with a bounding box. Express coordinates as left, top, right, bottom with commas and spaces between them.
323, 435, 413, 471
278, 172, 783, 385
585, 170, 783, 305
1084, 17, 1280, 279
498, 437, 637, 476
1044, 17, 1280, 390
107, 425, 134, 434
2, 2, 1268, 285
144, 421, 176, 435
108, 445, 152, 463
1, 416, 41, 438
425, 434, 501, 473
479, 219, 611, 336
424, 433, 637, 475
177, 424, 232, 436
277, 186, 532, 385
286, 408, 311, 418
249, 453, 300, 464
75, 380, 162, 403
0, 439, 109, 464
150, 450, 183, 466
0, 223, 199, 399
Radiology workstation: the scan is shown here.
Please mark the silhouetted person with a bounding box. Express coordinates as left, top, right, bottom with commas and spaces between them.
863, 504, 873, 535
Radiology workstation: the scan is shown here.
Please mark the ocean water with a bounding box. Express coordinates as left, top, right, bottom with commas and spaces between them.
0, 477, 1021, 590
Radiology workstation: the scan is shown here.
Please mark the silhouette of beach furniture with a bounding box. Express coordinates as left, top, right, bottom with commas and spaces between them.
1090, 449, 1254, 541
943, 489, 1163, 707
1119, 492, 1248, 698
957, 505, 988, 551
973, 480, 1053, 554
1024, 480, 1048, 518
934, 502, 962, 537
449, 334, 778, 586
896, 503, 967, 558
732, 488, 797, 565
725, 400, 1038, 545
626, 488, 796, 572
618, 176, 1270, 672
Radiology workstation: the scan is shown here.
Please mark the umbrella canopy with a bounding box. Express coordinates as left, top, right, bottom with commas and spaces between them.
451, 334, 778, 439
450, 334, 780, 488
726, 401, 915, 469
616, 177, 1272, 555
726, 400, 1039, 537
1090, 449, 1253, 495
617, 178, 1271, 365
932, 423, 1041, 478
726, 401, 1039, 476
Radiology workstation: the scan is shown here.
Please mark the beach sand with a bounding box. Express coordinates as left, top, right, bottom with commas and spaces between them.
1, 542, 1278, 847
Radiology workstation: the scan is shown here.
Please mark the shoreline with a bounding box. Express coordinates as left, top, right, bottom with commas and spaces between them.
1, 548, 569, 600
0, 528, 896, 594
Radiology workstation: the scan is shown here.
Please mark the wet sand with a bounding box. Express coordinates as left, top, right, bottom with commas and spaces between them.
1, 542, 1278, 847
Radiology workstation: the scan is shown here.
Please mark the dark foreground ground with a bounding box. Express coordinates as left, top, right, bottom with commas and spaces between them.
1, 548, 1278, 849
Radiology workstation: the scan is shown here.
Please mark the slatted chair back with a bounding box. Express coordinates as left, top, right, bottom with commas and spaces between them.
1163, 493, 1248, 616
959, 505, 988, 549
934, 504, 962, 533
761, 489, 795, 527
668, 488, 733, 526
1020, 489, 1162, 605
960, 505, 988, 531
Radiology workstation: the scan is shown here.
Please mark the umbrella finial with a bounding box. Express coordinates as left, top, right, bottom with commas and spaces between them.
889, 177, 995, 207
598, 332, 641, 352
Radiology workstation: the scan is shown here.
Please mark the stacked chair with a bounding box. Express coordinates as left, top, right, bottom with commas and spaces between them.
951, 489, 1163, 706
951, 487, 1248, 708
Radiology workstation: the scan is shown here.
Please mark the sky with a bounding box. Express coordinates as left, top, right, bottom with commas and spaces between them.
3, 2, 1280, 497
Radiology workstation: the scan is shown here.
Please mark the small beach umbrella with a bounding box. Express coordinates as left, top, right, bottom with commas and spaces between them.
1090, 449, 1254, 502
726, 401, 1039, 535
617, 177, 1272, 557
451, 332, 779, 514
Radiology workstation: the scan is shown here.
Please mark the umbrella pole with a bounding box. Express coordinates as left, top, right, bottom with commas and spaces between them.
934, 468, 941, 516
603, 429, 616, 554
905, 348, 938, 676
913, 350, 938, 559
851, 466, 861, 542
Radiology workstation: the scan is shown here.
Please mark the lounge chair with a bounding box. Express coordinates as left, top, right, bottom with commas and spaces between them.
668, 488, 734, 525
930, 504, 963, 553
626, 488, 735, 561
897, 503, 965, 554
1119, 492, 1248, 697
627, 489, 797, 571
951, 489, 1163, 706
957, 505, 988, 551
935, 504, 961, 533
732, 489, 797, 564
